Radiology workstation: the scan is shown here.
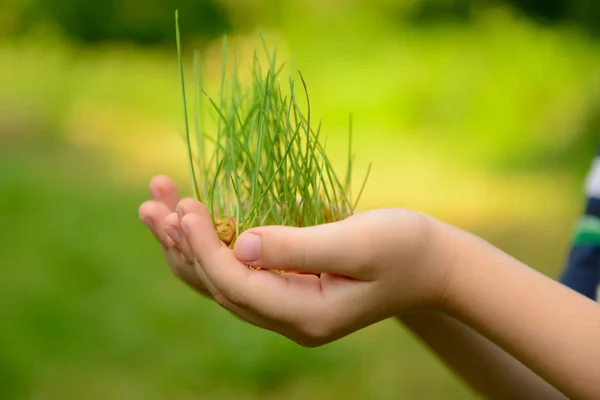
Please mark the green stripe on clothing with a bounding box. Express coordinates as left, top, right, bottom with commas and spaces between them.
574, 215, 600, 246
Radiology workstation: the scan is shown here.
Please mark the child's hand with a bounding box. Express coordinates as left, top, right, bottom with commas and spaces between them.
165, 196, 453, 347
138, 176, 210, 297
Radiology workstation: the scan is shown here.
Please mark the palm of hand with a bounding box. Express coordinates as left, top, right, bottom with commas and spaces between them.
139, 176, 442, 347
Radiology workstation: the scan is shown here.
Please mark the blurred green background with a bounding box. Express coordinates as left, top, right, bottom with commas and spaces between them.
2, 0, 599, 398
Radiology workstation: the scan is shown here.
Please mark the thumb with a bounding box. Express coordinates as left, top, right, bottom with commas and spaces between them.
233, 221, 374, 279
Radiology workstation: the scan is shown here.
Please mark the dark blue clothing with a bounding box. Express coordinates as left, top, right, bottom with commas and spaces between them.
559, 154, 600, 301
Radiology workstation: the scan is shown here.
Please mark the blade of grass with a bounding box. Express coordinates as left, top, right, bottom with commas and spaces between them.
175, 10, 200, 200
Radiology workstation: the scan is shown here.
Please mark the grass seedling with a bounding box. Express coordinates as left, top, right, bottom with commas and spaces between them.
175, 11, 371, 272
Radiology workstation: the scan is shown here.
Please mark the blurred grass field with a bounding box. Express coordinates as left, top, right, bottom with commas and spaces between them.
1, 1, 599, 399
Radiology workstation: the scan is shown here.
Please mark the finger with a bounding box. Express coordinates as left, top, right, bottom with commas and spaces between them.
164, 208, 320, 336
166, 250, 212, 296
164, 212, 194, 263
179, 207, 252, 290
138, 200, 173, 249
161, 207, 228, 301
232, 221, 375, 280
139, 201, 207, 294
175, 197, 209, 220
179, 207, 324, 326
149, 175, 180, 210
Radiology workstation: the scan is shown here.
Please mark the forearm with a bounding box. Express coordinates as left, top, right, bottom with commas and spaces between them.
438, 222, 600, 400
397, 311, 565, 399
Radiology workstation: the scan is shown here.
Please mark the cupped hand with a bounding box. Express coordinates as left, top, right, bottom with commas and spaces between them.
158, 191, 453, 347
138, 176, 210, 297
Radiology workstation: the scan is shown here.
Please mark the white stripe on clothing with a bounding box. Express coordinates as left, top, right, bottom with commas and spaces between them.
585, 157, 600, 198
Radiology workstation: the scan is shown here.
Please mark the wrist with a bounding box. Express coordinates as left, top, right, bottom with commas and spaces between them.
429, 220, 510, 317
418, 216, 475, 312
386, 211, 462, 312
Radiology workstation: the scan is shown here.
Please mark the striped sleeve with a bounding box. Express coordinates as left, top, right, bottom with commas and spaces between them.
559, 150, 600, 301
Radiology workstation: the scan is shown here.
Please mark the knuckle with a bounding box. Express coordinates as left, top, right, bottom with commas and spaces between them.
286, 239, 309, 271
346, 238, 377, 277
353, 222, 392, 274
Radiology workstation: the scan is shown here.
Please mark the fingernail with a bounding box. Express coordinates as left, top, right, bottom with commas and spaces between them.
165, 236, 178, 249
164, 226, 181, 243
176, 207, 185, 220
236, 233, 261, 263
141, 217, 153, 229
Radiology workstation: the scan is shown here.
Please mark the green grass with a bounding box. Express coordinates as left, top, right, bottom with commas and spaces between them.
175, 13, 371, 244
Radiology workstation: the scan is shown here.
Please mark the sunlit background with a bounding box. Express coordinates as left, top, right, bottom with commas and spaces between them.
2, 0, 600, 398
